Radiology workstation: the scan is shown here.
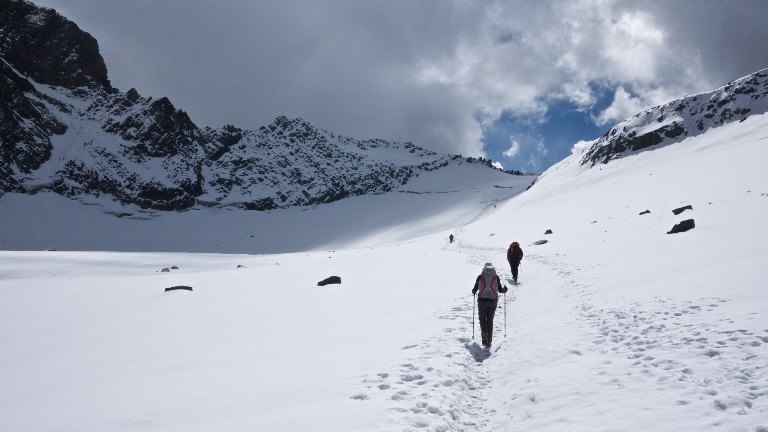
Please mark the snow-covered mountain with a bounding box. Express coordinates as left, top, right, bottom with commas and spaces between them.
1, 0, 517, 211
583, 68, 768, 165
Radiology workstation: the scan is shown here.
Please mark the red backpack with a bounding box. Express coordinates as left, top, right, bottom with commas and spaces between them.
508, 242, 523, 260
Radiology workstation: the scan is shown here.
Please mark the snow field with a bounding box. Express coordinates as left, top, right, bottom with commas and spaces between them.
0, 241, 490, 431
1, 114, 768, 431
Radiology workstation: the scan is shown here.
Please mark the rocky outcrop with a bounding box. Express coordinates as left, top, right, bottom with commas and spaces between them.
583, 69, 768, 166
0, 60, 66, 192
317, 276, 342, 286
0, 0, 110, 90
672, 205, 693, 215
667, 219, 695, 234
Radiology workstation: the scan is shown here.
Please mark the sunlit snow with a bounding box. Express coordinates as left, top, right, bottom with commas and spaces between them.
1, 114, 767, 431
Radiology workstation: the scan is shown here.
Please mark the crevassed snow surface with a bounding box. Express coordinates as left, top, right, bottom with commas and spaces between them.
1, 115, 767, 431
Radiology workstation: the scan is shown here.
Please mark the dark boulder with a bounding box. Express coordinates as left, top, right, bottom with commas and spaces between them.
165, 285, 193, 292
667, 219, 695, 234
672, 205, 693, 215
318, 276, 342, 286
533, 240, 548, 245
639, 210, 651, 215
544, 229, 553, 234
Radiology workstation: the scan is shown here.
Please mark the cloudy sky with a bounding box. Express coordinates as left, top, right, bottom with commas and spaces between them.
34, 0, 768, 171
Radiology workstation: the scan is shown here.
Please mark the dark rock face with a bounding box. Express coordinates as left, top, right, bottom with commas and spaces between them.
672, 205, 693, 215
667, 219, 695, 234
0, 60, 66, 192
544, 229, 553, 234
639, 210, 651, 215
582, 69, 768, 166
0, 0, 110, 90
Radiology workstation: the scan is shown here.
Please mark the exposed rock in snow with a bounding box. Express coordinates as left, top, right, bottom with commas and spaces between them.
667, 218, 695, 234
164, 285, 193, 292
317, 276, 342, 286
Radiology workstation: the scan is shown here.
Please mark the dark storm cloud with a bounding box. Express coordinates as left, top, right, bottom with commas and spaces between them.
632, 0, 768, 83
29, 0, 768, 162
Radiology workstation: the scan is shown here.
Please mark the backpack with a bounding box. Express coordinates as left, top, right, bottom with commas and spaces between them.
508, 243, 523, 261
477, 266, 499, 299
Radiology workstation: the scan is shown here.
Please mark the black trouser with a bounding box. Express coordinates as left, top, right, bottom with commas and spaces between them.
478, 298, 498, 346
509, 259, 521, 280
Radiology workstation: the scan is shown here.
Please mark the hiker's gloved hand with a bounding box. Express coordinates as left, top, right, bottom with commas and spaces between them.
500, 285, 508, 293
472, 288, 478, 295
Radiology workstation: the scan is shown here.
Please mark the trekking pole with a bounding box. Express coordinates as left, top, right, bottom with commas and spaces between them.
472, 293, 476, 340
504, 291, 507, 338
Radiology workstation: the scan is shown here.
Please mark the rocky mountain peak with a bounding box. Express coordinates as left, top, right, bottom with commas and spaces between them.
0, 0, 111, 90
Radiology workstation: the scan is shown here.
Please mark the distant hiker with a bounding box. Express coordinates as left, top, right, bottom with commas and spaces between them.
507, 242, 524, 283
472, 263, 508, 348
449, 234, 454, 243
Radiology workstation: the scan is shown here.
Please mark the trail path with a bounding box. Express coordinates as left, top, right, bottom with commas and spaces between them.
353, 240, 768, 431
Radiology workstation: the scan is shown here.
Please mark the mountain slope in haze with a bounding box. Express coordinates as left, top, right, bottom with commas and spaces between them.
583, 68, 768, 165
0, 0, 518, 212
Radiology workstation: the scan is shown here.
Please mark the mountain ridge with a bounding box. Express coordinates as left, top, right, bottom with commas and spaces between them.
0, 0, 518, 211
582, 68, 768, 165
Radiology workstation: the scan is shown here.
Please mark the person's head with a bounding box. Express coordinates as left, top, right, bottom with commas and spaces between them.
483, 262, 496, 274
512, 241, 519, 247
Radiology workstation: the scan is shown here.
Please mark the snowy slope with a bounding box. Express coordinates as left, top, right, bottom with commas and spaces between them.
456, 111, 768, 431
2, 114, 767, 431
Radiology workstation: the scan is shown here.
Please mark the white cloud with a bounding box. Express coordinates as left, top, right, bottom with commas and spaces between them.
602, 11, 665, 83
535, 139, 549, 157
595, 86, 647, 126
503, 139, 521, 159
572, 139, 596, 154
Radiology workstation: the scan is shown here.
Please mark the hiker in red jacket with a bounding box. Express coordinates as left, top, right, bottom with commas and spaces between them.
507, 242, 524, 283
472, 263, 508, 348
